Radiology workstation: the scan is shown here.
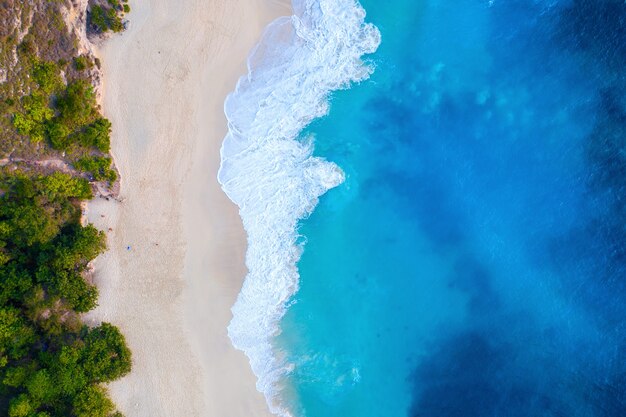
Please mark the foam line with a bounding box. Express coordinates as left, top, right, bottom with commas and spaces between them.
218, 1, 380, 414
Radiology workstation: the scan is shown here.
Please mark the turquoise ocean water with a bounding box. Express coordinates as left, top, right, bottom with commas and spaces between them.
261, 1, 626, 416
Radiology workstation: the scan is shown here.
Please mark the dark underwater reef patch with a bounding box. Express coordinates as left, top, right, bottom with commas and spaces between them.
409, 252, 626, 417
447, 256, 499, 314
557, 0, 626, 70
408, 327, 626, 417
543, 89, 626, 325
366, 169, 466, 248
586, 90, 626, 196
404, 63, 626, 417
553, 1, 626, 321
408, 331, 578, 417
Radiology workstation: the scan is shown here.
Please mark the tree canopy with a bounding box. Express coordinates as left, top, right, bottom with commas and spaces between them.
0, 172, 131, 416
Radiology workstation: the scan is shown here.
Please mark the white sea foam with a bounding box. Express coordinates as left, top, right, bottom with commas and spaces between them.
218, 0, 380, 414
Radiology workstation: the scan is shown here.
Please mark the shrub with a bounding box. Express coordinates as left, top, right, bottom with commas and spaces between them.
13, 94, 53, 143
22, 94, 53, 123
89, 6, 109, 33
45, 120, 71, 149
76, 118, 112, 152
0, 308, 36, 361
55, 80, 98, 130
74, 156, 117, 182
25, 370, 56, 403
82, 323, 132, 382
73, 56, 92, 71
12, 113, 38, 139
32, 61, 61, 94
6, 204, 59, 247
39, 172, 93, 200
72, 385, 115, 417
8, 394, 32, 417
90, 5, 124, 33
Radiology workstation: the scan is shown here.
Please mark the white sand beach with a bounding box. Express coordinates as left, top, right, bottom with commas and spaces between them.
84, 0, 290, 416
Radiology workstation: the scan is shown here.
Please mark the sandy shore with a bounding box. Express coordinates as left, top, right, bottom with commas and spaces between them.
84, 0, 290, 416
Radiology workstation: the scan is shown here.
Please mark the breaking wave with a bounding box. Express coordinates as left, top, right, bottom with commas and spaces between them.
218, 0, 380, 414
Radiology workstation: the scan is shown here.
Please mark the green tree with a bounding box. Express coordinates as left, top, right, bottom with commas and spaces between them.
32, 61, 61, 94
39, 172, 93, 200
49, 225, 106, 271
3, 365, 31, 388
8, 394, 33, 417
72, 385, 114, 417
46, 120, 71, 150
75, 156, 117, 182
77, 118, 112, 152
50, 345, 88, 396
48, 270, 99, 312
73, 56, 92, 71
13, 94, 53, 143
25, 369, 56, 403
0, 308, 35, 362
82, 323, 132, 382
0, 265, 33, 304
55, 80, 98, 131
5, 204, 58, 247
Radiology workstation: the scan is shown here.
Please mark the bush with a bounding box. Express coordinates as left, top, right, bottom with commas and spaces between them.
45, 120, 71, 149
25, 370, 56, 403
0, 308, 36, 361
12, 114, 38, 139
32, 61, 61, 94
22, 94, 53, 123
82, 323, 132, 382
77, 118, 112, 152
12, 62, 112, 153
75, 156, 117, 182
89, 6, 108, 33
55, 80, 98, 131
5, 204, 59, 247
39, 172, 93, 200
73, 56, 92, 71
8, 394, 32, 417
13, 94, 53, 143
72, 385, 114, 417
14, 80, 104, 150
90, 5, 124, 33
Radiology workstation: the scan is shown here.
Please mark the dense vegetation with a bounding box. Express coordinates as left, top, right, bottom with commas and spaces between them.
0, 0, 92, 158
0, 1, 120, 185
0, 1, 131, 416
0, 172, 131, 417
13, 66, 108, 152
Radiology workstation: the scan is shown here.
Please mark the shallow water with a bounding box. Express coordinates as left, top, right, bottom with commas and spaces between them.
274, 1, 626, 416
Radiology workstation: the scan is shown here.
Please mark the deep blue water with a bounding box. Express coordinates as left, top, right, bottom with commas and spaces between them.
275, 1, 626, 416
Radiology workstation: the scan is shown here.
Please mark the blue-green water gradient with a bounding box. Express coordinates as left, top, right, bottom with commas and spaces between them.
276, 1, 626, 416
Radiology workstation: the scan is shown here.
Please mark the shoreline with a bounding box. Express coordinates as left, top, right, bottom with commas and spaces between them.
85, 0, 290, 416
